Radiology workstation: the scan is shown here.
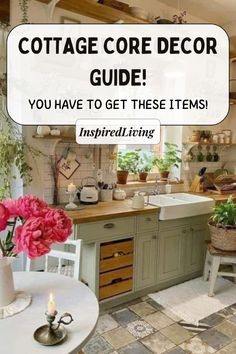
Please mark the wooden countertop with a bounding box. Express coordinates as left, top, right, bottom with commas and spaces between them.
64, 200, 160, 224
188, 191, 236, 203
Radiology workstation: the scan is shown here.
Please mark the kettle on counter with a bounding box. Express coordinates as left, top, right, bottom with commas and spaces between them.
79, 177, 99, 204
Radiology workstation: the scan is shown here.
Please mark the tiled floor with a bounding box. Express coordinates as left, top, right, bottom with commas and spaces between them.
83, 297, 236, 354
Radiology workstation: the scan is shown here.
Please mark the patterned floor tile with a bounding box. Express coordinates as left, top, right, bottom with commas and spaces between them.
144, 311, 174, 330
102, 327, 136, 350
180, 336, 216, 353
201, 313, 225, 327
126, 320, 155, 339
129, 302, 156, 317
199, 328, 232, 351
216, 341, 236, 353
216, 320, 236, 339
217, 306, 235, 319
111, 308, 140, 327
164, 346, 186, 354
83, 334, 113, 354
118, 341, 152, 354
141, 332, 175, 354
160, 323, 193, 345
96, 314, 119, 334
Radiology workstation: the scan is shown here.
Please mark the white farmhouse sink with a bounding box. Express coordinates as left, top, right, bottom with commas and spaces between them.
147, 193, 215, 220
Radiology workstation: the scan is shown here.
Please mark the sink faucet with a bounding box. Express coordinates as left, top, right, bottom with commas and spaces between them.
153, 176, 161, 195
146, 177, 161, 205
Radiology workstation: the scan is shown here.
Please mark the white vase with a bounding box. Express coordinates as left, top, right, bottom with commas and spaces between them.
0, 258, 15, 307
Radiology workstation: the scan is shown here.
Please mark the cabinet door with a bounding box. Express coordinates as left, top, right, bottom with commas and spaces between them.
158, 228, 185, 282
135, 232, 157, 290
185, 225, 205, 274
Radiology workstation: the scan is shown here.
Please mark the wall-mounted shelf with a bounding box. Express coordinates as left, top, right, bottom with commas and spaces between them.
37, 0, 150, 23
182, 142, 236, 156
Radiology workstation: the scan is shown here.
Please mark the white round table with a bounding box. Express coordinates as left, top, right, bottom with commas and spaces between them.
0, 272, 99, 354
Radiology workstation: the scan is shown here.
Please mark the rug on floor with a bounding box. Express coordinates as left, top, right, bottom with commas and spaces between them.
149, 277, 236, 326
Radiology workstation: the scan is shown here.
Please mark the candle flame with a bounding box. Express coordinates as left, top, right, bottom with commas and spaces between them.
49, 292, 54, 302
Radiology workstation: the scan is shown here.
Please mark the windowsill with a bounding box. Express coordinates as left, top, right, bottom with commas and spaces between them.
117, 180, 184, 188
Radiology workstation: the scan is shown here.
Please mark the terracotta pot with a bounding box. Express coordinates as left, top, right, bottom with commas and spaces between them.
139, 172, 148, 182
160, 171, 169, 179
117, 170, 129, 184
0, 258, 15, 307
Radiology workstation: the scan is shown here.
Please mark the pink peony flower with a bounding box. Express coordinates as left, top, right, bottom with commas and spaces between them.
45, 209, 73, 243
3, 199, 19, 218
17, 195, 48, 219
0, 203, 9, 231
13, 217, 54, 259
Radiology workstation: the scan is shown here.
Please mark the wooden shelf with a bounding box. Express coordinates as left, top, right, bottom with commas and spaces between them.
37, 0, 150, 23
33, 134, 76, 142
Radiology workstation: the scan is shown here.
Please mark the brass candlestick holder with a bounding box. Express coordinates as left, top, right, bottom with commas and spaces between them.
34, 311, 73, 346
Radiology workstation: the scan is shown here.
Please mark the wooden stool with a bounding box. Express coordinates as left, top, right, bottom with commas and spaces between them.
203, 243, 236, 296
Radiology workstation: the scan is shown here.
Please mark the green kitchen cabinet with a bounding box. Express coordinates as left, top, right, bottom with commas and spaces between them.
185, 224, 206, 274
157, 227, 185, 282
135, 232, 157, 290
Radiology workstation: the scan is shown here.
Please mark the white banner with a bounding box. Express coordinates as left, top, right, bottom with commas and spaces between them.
7, 24, 229, 126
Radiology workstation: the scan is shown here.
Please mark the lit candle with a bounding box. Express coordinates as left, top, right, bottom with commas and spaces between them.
47, 293, 56, 315
68, 183, 76, 193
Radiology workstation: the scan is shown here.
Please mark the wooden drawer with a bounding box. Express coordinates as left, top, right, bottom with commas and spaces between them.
137, 213, 158, 232
99, 279, 132, 300
100, 239, 133, 259
100, 266, 133, 287
100, 254, 133, 273
78, 217, 135, 240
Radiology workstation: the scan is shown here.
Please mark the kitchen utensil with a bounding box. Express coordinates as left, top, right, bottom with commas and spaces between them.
132, 191, 145, 209
199, 167, 207, 176
113, 188, 126, 200
80, 177, 98, 204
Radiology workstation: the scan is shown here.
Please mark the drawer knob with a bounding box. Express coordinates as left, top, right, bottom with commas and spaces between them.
113, 251, 125, 257
152, 235, 157, 239
182, 229, 187, 234
146, 217, 152, 222
104, 223, 115, 229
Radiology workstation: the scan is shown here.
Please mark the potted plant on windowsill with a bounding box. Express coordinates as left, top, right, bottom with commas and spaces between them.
153, 142, 182, 180
117, 150, 140, 184
208, 196, 236, 251
138, 153, 154, 182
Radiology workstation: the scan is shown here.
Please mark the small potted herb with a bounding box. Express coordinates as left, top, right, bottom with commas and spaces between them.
209, 196, 236, 251
153, 143, 182, 179
117, 150, 140, 184
138, 153, 154, 182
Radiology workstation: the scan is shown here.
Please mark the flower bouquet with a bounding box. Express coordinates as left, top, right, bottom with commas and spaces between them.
0, 195, 72, 307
